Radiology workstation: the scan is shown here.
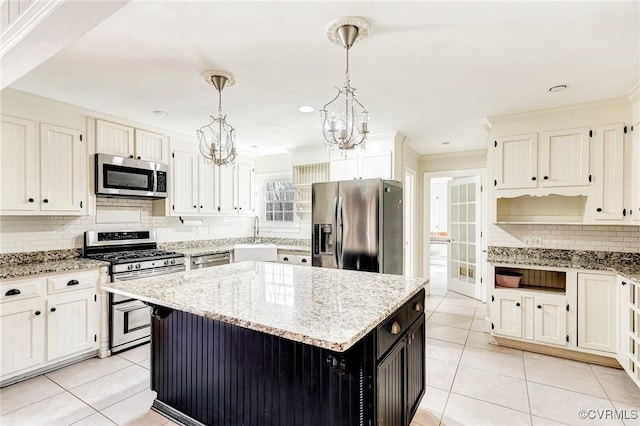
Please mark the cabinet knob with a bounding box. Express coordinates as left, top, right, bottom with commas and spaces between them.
200, 205, 203, 209
239, 207, 242, 210
622, 281, 627, 286
531, 176, 537, 181
301, 258, 307, 263
35, 310, 41, 316
50, 307, 57, 312
516, 302, 521, 307
537, 305, 542, 309
129, 155, 134, 158
283, 257, 289, 261
543, 176, 549, 180
193, 205, 197, 209
66, 279, 79, 286
414, 302, 423, 312
28, 198, 34, 203
596, 208, 602, 212
137, 156, 141, 160
43, 199, 49, 203
5, 289, 21, 296
390, 321, 401, 335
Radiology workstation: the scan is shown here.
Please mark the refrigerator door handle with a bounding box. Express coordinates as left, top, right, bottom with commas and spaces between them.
332, 196, 340, 268
337, 196, 344, 269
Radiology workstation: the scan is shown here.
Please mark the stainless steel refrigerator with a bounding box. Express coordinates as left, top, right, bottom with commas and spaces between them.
312, 178, 403, 275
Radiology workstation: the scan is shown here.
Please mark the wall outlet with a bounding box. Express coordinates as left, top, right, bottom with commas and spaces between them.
524, 236, 543, 247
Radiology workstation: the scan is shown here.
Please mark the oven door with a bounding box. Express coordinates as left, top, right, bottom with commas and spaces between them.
111, 299, 151, 350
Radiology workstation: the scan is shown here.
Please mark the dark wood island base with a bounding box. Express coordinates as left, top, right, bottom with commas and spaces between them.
149, 290, 425, 426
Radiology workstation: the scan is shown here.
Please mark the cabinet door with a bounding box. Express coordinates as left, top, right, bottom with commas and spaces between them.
198, 158, 217, 215
330, 155, 358, 181
377, 339, 405, 426
135, 129, 167, 162
406, 315, 425, 421
494, 134, 538, 189
46, 290, 98, 361
40, 124, 85, 214
540, 127, 590, 187
361, 151, 392, 179
0, 298, 45, 378
0, 115, 38, 212
617, 275, 632, 368
217, 164, 236, 214
96, 120, 134, 157
491, 292, 522, 338
592, 124, 624, 220
533, 295, 567, 346
172, 150, 199, 215
632, 122, 640, 222
578, 273, 617, 353
236, 162, 254, 214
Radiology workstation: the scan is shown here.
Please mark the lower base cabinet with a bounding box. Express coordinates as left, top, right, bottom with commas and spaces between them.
491, 289, 567, 347
577, 272, 617, 353
0, 270, 101, 383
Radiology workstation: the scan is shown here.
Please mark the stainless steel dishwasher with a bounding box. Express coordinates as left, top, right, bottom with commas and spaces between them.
190, 252, 230, 269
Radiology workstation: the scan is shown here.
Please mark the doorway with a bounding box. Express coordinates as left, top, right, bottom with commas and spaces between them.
425, 170, 486, 301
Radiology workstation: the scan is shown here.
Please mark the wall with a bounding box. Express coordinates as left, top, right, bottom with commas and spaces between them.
0, 89, 254, 254
0, 198, 254, 253
430, 178, 450, 235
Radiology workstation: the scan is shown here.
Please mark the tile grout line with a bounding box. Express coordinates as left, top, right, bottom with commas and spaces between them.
0, 375, 66, 417
98, 386, 155, 422
48, 355, 135, 392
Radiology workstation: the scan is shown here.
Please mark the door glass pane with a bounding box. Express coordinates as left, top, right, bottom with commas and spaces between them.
459, 185, 467, 203
451, 186, 459, 203
451, 205, 459, 222
468, 183, 476, 202
468, 203, 476, 222
460, 224, 467, 241
460, 243, 467, 262
451, 262, 459, 279
468, 224, 476, 243
451, 242, 458, 261
460, 205, 467, 222
467, 266, 476, 284
468, 243, 476, 263
451, 224, 459, 241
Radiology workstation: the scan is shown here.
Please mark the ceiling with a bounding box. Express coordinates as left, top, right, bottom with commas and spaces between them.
7, 1, 639, 156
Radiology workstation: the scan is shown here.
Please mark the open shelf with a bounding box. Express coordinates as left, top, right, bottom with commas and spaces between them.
292, 162, 329, 214
495, 266, 566, 293
496, 195, 587, 223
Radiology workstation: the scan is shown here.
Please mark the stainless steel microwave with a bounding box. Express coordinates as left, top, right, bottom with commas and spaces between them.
95, 153, 169, 199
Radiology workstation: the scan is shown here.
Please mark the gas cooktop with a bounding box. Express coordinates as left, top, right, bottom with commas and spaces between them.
86, 249, 183, 264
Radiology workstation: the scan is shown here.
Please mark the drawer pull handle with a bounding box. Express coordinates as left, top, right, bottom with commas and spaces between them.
414, 302, 423, 312
5, 289, 21, 296
390, 321, 401, 335
50, 307, 57, 312
66, 280, 80, 286
283, 257, 289, 261
301, 258, 307, 263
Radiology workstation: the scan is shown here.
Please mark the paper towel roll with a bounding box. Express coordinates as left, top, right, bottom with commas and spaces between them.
179, 217, 203, 226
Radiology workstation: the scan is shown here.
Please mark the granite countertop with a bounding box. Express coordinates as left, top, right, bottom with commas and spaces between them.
161, 238, 311, 258
103, 261, 428, 352
487, 247, 640, 285
0, 258, 109, 280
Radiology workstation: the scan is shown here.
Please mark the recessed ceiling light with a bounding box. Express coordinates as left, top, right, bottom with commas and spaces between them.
548, 84, 568, 93
298, 105, 315, 113
152, 110, 168, 117
442, 141, 450, 145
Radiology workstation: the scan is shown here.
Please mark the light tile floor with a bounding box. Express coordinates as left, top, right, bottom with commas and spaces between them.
1, 290, 640, 425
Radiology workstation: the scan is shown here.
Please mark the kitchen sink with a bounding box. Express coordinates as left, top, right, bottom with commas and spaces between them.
233, 243, 278, 262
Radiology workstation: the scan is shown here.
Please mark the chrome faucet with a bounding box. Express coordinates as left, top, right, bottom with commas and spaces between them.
253, 215, 261, 243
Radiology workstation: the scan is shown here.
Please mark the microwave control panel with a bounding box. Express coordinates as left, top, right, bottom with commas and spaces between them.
157, 171, 167, 193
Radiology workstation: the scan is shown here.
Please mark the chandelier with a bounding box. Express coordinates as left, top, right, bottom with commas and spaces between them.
320, 17, 370, 153
197, 70, 237, 166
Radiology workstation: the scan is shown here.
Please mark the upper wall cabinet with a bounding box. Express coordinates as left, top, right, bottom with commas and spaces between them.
0, 115, 86, 216
329, 139, 397, 181
590, 124, 625, 221
494, 128, 590, 191
96, 120, 168, 163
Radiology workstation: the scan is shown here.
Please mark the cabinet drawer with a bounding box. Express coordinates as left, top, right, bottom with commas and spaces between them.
377, 305, 407, 359
47, 271, 97, 294
278, 253, 295, 263
406, 289, 425, 327
1, 279, 46, 303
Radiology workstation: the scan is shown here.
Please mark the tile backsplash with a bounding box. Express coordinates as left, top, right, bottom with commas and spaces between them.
0, 199, 255, 253
490, 224, 640, 253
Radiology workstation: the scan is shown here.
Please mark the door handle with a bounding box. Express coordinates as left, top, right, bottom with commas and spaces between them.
332, 196, 340, 268
337, 196, 344, 268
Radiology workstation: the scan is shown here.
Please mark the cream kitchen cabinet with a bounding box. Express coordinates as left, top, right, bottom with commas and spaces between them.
626, 123, 640, 223
577, 272, 617, 354
277, 252, 311, 266
590, 124, 625, 221
493, 128, 590, 191
330, 149, 393, 181
171, 150, 216, 216
617, 275, 631, 370
216, 159, 255, 215
0, 269, 101, 383
96, 119, 168, 163
491, 289, 567, 347
0, 115, 86, 215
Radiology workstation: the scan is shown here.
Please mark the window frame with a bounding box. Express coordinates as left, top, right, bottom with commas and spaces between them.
256, 172, 299, 230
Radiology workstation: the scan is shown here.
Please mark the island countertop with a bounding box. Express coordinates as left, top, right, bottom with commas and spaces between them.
102, 261, 428, 352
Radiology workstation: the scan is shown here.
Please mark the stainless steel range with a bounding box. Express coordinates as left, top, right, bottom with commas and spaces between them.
83, 230, 185, 353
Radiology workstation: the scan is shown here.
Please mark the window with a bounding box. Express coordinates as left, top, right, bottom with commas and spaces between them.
263, 178, 295, 223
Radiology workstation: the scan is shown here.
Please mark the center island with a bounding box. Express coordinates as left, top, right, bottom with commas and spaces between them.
103, 261, 429, 426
